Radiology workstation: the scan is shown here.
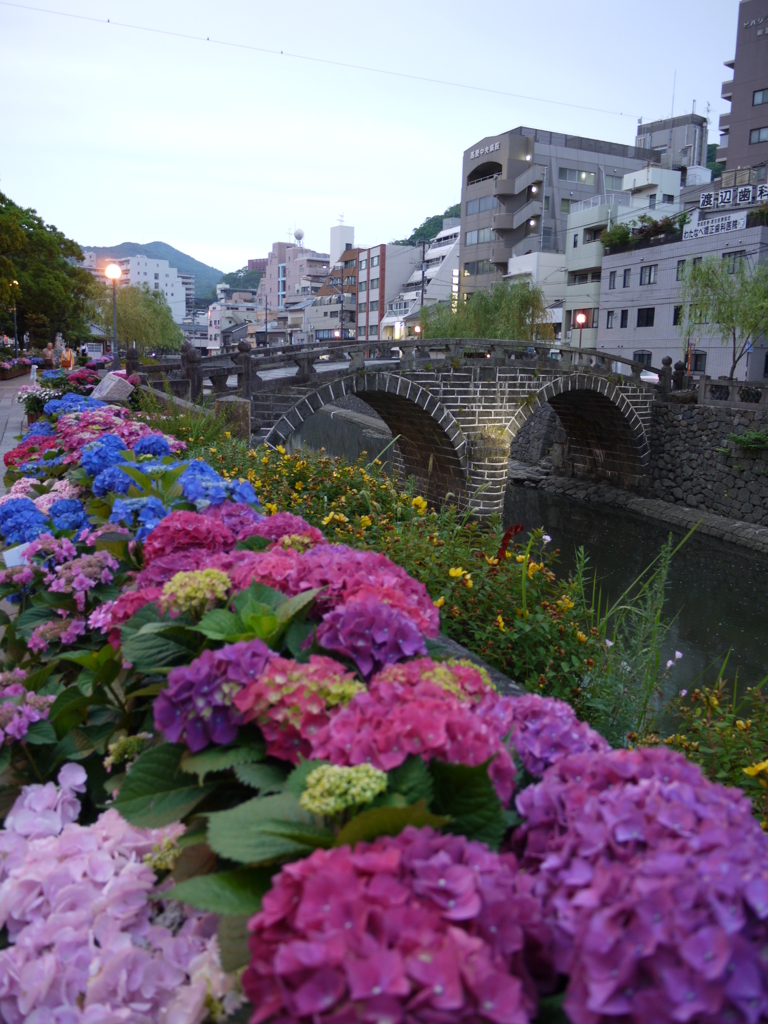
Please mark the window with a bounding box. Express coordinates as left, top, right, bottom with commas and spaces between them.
573, 273, 589, 285
560, 198, 572, 213
466, 196, 498, 215
359, 281, 367, 292
370, 255, 379, 267
606, 310, 615, 329
369, 300, 378, 312
633, 351, 652, 366
692, 352, 707, 373
591, 271, 602, 282
369, 278, 379, 290
465, 228, 496, 245
360, 259, 367, 270
466, 231, 477, 246
640, 264, 658, 285
368, 324, 378, 337
358, 302, 366, 313
464, 260, 490, 276
637, 307, 655, 327
623, 269, 631, 287
543, 196, 550, 211
663, 193, 675, 204
723, 250, 746, 273
648, 194, 657, 210
754, 89, 768, 106
583, 228, 603, 243
750, 127, 768, 144
608, 270, 617, 290
573, 234, 578, 248
559, 167, 596, 185
673, 305, 683, 326
605, 174, 624, 190
676, 259, 686, 281
620, 309, 628, 328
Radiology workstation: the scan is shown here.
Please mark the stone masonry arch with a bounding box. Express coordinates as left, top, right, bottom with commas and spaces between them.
263, 372, 470, 507
505, 373, 651, 488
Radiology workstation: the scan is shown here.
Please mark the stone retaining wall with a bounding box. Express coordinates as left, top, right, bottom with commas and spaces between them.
508, 404, 558, 464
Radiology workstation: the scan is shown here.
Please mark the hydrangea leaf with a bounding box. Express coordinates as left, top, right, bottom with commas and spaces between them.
217, 914, 251, 972
169, 867, 273, 916
334, 800, 448, 848
206, 793, 334, 864
429, 759, 506, 849
113, 742, 215, 828
22, 720, 57, 746
194, 609, 245, 642
387, 755, 434, 805
233, 583, 285, 615
181, 741, 266, 785
235, 536, 270, 552
121, 622, 201, 673
234, 761, 291, 792
286, 760, 330, 800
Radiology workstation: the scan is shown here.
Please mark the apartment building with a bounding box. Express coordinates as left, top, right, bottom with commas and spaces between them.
255, 241, 330, 314
380, 220, 461, 340
635, 113, 708, 170
717, 0, 768, 171
356, 244, 421, 342
80, 252, 187, 323
563, 167, 685, 346
247, 258, 268, 274
207, 299, 260, 351
305, 249, 360, 342
459, 126, 659, 299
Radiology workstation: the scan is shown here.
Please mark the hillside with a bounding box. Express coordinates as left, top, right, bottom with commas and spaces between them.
81, 241, 224, 298
394, 204, 461, 246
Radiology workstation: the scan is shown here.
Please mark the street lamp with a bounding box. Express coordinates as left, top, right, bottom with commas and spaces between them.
575, 312, 587, 349
104, 263, 122, 368
10, 280, 19, 357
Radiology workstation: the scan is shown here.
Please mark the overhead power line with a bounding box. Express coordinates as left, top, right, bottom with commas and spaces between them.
0, 0, 639, 120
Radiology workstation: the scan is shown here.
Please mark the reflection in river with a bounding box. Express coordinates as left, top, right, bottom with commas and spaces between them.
504, 485, 768, 694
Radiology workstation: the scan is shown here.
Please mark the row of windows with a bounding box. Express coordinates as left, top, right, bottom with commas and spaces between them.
751, 127, 768, 144
606, 253, 743, 292
559, 167, 596, 185
571, 271, 602, 285
358, 278, 379, 293
466, 196, 498, 215
358, 301, 379, 312
463, 260, 491, 276
605, 308, 655, 328
465, 228, 499, 246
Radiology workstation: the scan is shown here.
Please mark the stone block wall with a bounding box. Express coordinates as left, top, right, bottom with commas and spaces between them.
508, 404, 559, 464
650, 404, 768, 524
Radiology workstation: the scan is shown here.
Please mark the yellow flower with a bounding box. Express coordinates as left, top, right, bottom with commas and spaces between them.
276, 445, 286, 454
208, 447, 216, 454
360, 515, 372, 529
505, 551, 512, 559
294, 481, 303, 491
485, 556, 499, 566
527, 561, 543, 579
411, 496, 427, 515
576, 631, 587, 643
462, 575, 473, 589
516, 555, 525, 563
434, 595, 445, 608
265, 502, 277, 515
224, 431, 231, 440
449, 567, 467, 578
744, 759, 768, 777
495, 614, 506, 633
556, 596, 575, 612
262, 457, 270, 465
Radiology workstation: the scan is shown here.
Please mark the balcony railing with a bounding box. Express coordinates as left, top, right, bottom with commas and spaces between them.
570, 192, 631, 214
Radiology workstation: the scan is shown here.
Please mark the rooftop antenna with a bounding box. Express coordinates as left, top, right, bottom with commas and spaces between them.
338, 214, 344, 225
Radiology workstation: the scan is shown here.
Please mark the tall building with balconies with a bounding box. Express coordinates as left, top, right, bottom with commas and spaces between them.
459, 127, 660, 299
718, 0, 768, 171
635, 113, 708, 170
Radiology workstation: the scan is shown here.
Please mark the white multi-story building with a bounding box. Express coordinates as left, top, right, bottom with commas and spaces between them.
380, 222, 460, 341
207, 300, 261, 351
114, 256, 187, 323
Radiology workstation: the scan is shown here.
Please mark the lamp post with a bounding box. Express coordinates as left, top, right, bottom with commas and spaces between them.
104, 264, 122, 368
10, 280, 19, 357
575, 312, 587, 349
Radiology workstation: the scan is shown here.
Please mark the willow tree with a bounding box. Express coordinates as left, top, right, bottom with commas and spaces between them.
95, 284, 184, 355
677, 254, 768, 380
420, 280, 554, 341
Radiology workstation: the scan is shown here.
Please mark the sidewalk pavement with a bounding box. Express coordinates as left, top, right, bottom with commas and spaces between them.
0, 378, 29, 496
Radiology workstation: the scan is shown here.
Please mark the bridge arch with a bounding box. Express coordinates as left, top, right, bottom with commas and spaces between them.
506, 372, 651, 487
262, 372, 470, 506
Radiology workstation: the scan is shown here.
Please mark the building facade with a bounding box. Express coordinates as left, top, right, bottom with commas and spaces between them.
635, 113, 708, 170
305, 249, 360, 342
254, 242, 330, 317
207, 299, 260, 351
355, 244, 420, 341
112, 256, 187, 323
380, 221, 461, 340
718, 0, 768, 171
459, 126, 660, 299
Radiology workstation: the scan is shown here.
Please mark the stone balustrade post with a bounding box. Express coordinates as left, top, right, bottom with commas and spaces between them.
659, 356, 672, 394
672, 360, 685, 392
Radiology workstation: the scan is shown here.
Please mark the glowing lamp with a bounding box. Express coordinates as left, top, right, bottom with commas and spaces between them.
105, 264, 122, 281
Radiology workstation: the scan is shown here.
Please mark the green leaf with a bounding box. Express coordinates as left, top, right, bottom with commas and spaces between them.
534, 993, 569, 1023
15, 605, 57, 637
194, 609, 244, 642
181, 741, 266, 785
0, 746, 11, 775
335, 800, 448, 847
206, 793, 333, 864
274, 588, 321, 624
236, 536, 270, 552
121, 625, 197, 673
113, 743, 215, 827
387, 755, 433, 804
50, 687, 108, 722
23, 720, 57, 745
234, 761, 290, 792
283, 619, 315, 658
286, 760, 329, 800
217, 914, 251, 972
233, 583, 285, 615
429, 760, 506, 849
170, 867, 273, 915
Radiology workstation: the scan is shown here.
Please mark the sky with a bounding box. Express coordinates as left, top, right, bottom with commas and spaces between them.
2, 0, 738, 273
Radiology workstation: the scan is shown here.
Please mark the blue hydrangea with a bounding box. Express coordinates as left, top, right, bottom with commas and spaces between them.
43, 393, 105, 416
177, 460, 256, 507
131, 460, 184, 477
0, 498, 50, 545
133, 435, 171, 458
80, 434, 126, 477
92, 464, 132, 497
23, 422, 56, 438
18, 456, 64, 478
48, 499, 89, 532
109, 496, 169, 540
41, 369, 66, 381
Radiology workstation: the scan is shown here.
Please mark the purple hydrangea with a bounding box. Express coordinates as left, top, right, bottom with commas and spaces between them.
316, 597, 428, 679
200, 500, 264, 538
154, 638, 276, 751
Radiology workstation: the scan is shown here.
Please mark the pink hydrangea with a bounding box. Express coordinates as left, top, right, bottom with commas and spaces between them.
0, 674, 55, 745
28, 616, 87, 653
45, 550, 119, 611
244, 826, 552, 1024
248, 510, 325, 546
0, 477, 38, 507
32, 478, 82, 514
142, 510, 235, 565
514, 746, 768, 1024
88, 586, 163, 648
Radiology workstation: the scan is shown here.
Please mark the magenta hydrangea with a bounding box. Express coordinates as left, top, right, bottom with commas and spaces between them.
245, 510, 323, 545
513, 746, 768, 1024
0, 678, 55, 743
153, 638, 276, 751
244, 825, 553, 1024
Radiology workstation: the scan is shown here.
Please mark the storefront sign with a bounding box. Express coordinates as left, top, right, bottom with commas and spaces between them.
470, 142, 500, 159
683, 211, 747, 239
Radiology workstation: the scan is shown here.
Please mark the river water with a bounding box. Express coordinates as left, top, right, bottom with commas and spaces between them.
504, 485, 768, 694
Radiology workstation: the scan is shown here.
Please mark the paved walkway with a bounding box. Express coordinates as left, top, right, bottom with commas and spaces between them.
0, 377, 29, 496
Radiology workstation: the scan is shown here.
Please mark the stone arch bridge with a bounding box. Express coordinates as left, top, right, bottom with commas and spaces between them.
149, 339, 662, 516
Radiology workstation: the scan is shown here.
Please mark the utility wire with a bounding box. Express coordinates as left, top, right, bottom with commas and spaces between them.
0, 0, 639, 120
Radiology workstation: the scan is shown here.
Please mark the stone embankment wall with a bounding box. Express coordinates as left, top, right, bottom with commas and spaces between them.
650, 403, 768, 526
508, 404, 558, 464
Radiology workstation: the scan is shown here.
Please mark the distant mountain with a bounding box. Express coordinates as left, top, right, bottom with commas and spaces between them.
81, 241, 225, 298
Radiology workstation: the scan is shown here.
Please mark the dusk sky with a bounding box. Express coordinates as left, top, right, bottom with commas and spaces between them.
2, 0, 736, 272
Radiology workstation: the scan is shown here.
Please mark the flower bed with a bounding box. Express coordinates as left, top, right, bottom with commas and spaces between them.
0, 358, 31, 380
0, 398, 766, 1023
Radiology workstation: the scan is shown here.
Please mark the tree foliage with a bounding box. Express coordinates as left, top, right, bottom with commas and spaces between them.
215, 266, 264, 295
96, 284, 184, 355
0, 191, 96, 344
677, 255, 768, 379
420, 280, 555, 342
395, 204, 461, 246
